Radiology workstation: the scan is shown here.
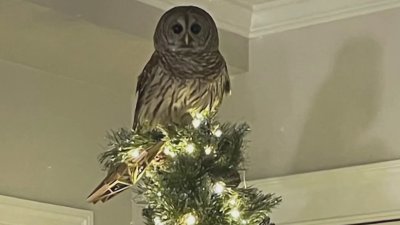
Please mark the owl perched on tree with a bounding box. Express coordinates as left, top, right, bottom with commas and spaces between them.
133, 5, 230, 130
88, 6, 230, 203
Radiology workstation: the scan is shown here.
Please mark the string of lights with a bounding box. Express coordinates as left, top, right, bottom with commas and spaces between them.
98, 115, 281, 225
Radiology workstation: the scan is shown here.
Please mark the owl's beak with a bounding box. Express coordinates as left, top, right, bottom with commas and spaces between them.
184, 33, 190, 45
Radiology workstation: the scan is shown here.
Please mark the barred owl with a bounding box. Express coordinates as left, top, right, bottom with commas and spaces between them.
133, 6, 230, 130
88, 6, 230, 203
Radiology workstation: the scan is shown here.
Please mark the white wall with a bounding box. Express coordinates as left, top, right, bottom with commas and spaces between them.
0, 59, 132, 225
221, 8, 400, 179
0, 1, 153, 225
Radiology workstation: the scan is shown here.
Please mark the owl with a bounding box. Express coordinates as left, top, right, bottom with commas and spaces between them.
133, 5, 230, 130
88, 6, 230, 203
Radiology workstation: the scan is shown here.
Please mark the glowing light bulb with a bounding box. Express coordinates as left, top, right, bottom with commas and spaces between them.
192, 118, 201, 128
214, 129, 222, 137
204, 146, 212, 155
145, 171, 154, 178
164, 146, 176, 158
186, 144, 195, 154
129, 149, 140, 158
228, 198, 237, 206
230, 208, 240, 219
184, 213, 197, 225
154, 217, 163, 225
213, 182, 226, 194
192, 113, 204, 128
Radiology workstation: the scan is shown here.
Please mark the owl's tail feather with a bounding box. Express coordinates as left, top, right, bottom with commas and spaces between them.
132, 118, 139, 130
87, 141, 165, 204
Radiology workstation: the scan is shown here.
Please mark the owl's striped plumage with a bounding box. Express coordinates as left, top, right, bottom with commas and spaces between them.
133, 50, 230, 130
133, 6, 230, 130
88, 6, 230, 204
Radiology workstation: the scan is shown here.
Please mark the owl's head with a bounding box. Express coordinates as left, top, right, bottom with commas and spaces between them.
154, 6, 219, 53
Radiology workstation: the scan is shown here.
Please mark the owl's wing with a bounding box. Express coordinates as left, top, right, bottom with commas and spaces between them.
133, 52, 160, 130
222, 64, 231, 95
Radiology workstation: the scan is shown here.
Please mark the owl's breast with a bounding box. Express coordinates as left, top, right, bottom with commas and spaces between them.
137, 71, 226, 128
174, 70, 229, 122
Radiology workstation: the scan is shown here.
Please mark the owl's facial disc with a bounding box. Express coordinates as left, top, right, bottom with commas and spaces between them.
167, 18, 206, 51
154, 6, 219, 53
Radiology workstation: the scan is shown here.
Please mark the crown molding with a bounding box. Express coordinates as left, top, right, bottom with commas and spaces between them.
137, 0, 253, 37
250, 0, 400, 38
0, 195, 93, 225
132, 159, 400, 225
137, 0, 400, 38
249, 160, 400, 224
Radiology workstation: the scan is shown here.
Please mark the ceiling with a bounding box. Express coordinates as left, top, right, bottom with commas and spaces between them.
138, 0, 400, 38
234, 0, 276, 4
231, 0, 278, 8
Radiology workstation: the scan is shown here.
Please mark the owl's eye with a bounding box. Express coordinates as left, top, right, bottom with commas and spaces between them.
172, 24, 183, 34
190, 23, 202, 34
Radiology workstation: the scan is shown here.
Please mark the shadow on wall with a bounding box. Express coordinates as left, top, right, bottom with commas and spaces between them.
293, 37, 386, 173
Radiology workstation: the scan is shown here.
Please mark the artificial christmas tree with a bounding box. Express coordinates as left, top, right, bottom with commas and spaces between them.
88, 116, 281, 224
87, 5, 281, 225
